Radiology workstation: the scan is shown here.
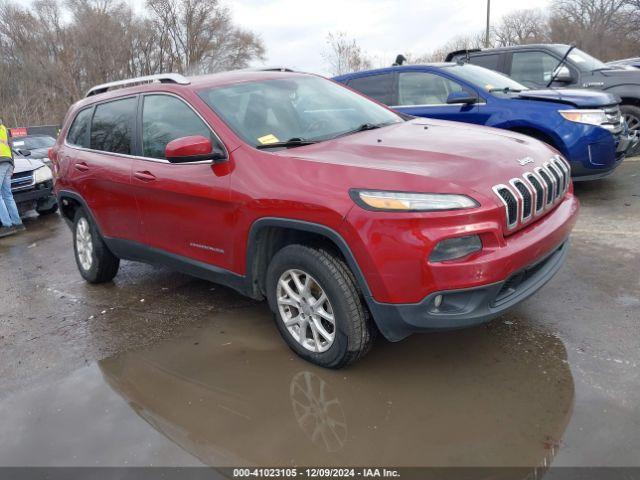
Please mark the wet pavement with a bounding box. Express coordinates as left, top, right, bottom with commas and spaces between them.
0, 160, 639, 468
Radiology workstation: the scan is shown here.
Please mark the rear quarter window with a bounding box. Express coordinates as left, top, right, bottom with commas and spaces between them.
66, 108, 93, 148
90, 97, 137, 155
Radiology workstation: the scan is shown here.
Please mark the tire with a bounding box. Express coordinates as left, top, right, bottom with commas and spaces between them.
36, 204, 59, 216
73, 209, 120, 283
266, 244, 374, 368
621, 104, 640, 156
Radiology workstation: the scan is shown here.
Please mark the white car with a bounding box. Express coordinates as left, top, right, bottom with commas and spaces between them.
11, 149, 57, 216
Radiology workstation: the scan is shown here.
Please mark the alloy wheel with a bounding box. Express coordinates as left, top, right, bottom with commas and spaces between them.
76, 217, 94, 271
276, 269, 336, 353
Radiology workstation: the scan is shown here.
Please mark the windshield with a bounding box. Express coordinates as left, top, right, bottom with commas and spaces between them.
198, 76, 402, 147
447, 64, 528, 93
564, 48, 606, 71
15, 136, 56, 150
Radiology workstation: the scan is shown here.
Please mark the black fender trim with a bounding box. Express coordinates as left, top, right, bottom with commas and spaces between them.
245, 217, 409, 341
56, 190, 99, 232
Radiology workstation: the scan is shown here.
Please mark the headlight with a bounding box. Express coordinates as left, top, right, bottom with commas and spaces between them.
559, 109, 607, 126
350, 190, 479, 212
34, 165, 53, 183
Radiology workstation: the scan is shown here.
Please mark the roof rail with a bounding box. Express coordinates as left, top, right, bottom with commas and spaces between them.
245, 67, 295, 72
85, 73, 190, 98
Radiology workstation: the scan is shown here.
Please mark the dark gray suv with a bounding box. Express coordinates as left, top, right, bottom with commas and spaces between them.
447, 44, 640, 147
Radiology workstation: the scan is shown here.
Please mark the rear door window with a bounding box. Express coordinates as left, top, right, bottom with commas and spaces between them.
67, 108, 93, 148
347, 73, 396, 105
141, 94, 219, 160
90, 97, 137, 155
397, 72, 464, 106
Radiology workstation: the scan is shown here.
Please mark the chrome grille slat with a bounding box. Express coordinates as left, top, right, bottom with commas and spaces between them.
524, 173, 545, 214
510, 178, 533, 222
546, 162, 563, 201
493, 156, 570, 232
536, 167, 554, 206
493, 185, 518, 230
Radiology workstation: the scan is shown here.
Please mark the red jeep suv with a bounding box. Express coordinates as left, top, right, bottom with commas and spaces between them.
51, 71, 579, 368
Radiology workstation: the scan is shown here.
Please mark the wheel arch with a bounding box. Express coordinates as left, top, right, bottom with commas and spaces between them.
245, 218, 373, 302
57, 190, 103, 235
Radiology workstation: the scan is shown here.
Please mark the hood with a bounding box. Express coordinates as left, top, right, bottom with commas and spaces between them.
13, 156, 45, 175
277, 119, 559, 195
514, 88, 618, 107
24, 147, 50, 159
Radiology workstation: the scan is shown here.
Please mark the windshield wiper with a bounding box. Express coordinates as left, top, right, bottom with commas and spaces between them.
488, 87, 523, 93
332, 121, 396, 139
547, 45, 575, 87
255, 137, 317, 149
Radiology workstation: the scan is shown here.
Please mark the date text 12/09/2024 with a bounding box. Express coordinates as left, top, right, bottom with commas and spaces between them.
232, 468, 400, 478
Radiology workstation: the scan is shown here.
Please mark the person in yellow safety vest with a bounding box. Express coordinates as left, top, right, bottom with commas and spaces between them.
0, 120, 25, 238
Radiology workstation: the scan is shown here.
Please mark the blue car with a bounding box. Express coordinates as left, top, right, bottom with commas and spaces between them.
335, 63, 637, 180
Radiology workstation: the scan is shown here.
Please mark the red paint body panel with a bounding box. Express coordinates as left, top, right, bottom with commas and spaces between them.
52, 71, 579, 312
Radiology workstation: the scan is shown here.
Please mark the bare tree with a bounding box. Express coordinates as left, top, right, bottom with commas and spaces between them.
145, 0, 265, 74
549, 0, 632, 59
322, 32, 373, 75
493, 9, 549, 46
425, 31, 487, 62
0, 0, 265, 127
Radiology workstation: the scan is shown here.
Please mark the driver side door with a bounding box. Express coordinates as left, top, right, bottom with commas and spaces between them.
131, 93, 235, 271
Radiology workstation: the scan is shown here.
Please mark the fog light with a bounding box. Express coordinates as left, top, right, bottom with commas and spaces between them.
433, 295, 443, 308
429, 235, 482, 262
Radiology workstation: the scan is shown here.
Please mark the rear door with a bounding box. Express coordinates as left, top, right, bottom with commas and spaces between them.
131, 93, 234, 270
67, 96, 141, 241
392, 71, 482, 123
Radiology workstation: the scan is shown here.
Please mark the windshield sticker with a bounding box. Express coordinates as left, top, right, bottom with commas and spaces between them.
257, 134, 280, 145
13, 141, 25, 146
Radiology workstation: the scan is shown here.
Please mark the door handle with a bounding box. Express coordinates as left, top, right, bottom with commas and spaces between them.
74, 162, 89, 172
134, 170, 156, 182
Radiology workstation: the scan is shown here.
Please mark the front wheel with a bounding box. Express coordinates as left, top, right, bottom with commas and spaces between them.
621, 104, 640, 156
266, 244, 374, 368
73, 209, 120, 283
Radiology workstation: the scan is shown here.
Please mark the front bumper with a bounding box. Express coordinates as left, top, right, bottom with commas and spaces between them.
367, 240, 569, 341
571, 127, 639, 181
13, 180, 55, 213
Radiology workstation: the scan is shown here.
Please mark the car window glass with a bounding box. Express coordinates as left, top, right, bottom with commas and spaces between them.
347, 73, 395, 105
142, 95, 217, 160
397, 72, 463, 106
67, 108, 93, 148
470, 54, 500, 71
199, 76, 401, 146
90, 97, 137, 154
510, 51, 559, 86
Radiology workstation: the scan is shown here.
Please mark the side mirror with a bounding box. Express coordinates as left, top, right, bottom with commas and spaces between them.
165, 135, 226, 163
17, 149, 31, 157
446, 91, 478, 105
553, 66, 574, 83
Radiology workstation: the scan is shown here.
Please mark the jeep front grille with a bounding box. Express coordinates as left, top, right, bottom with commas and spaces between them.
493, 155, 571, 231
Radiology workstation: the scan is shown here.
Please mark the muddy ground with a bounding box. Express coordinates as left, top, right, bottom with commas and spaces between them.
0, 160, 639, 469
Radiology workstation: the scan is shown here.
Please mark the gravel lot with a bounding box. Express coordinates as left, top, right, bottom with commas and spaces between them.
0, 159, 638, 468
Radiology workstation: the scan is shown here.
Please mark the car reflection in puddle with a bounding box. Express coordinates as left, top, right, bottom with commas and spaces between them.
99, 305, 574, 470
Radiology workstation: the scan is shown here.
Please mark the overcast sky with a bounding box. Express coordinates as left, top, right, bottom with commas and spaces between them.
109, 0, 551, 74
